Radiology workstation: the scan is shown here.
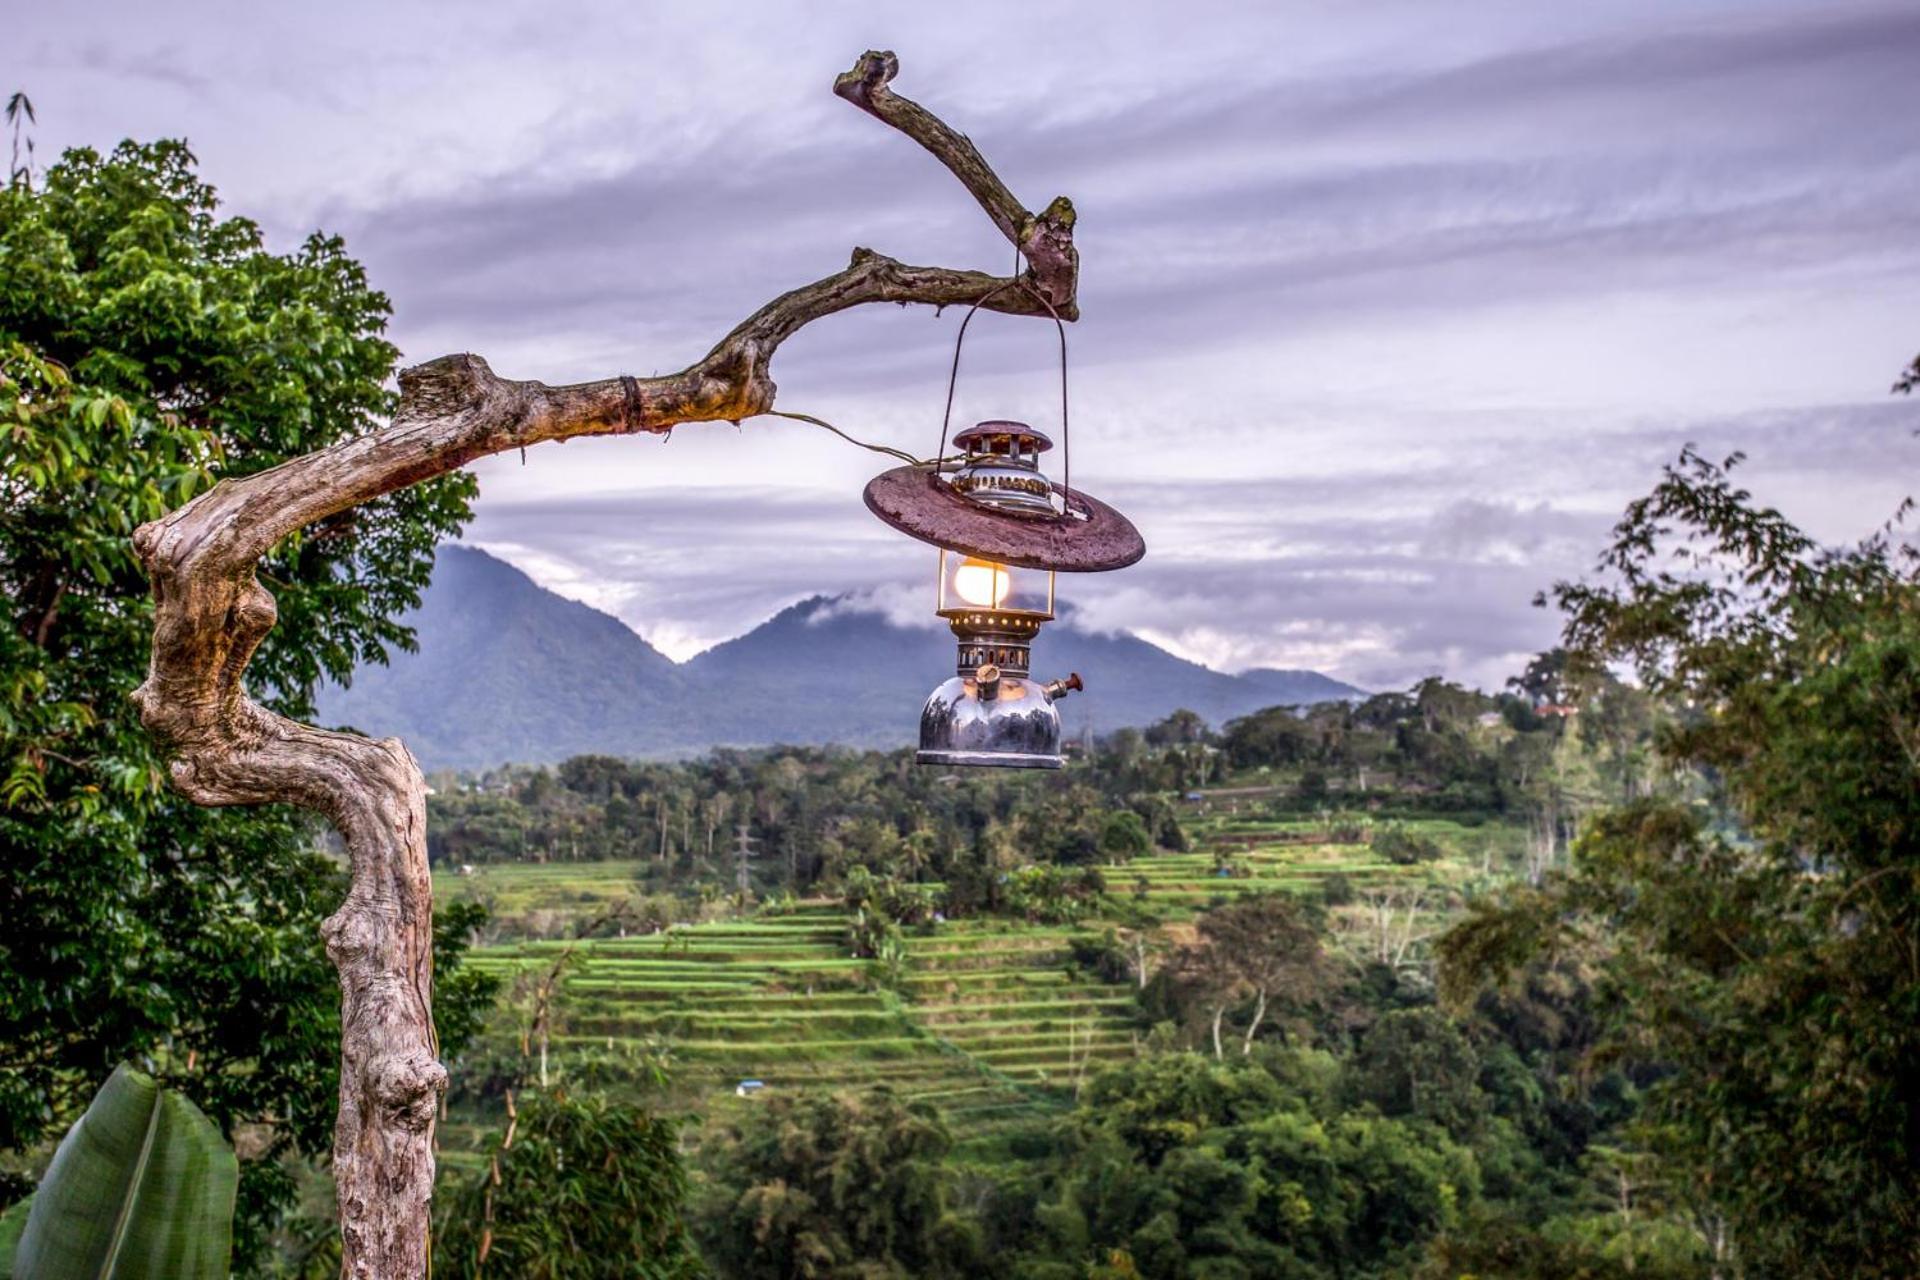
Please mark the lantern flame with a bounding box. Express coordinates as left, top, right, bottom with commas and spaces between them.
953, 557, 1012, 608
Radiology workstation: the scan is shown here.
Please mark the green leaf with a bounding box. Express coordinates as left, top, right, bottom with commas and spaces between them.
0, 1200, 30, 1274
11, 1064, 236, 1280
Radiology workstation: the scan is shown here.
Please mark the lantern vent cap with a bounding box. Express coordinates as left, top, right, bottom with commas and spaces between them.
953, 420, 1053, 457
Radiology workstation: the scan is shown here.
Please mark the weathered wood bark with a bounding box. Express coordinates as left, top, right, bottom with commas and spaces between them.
131, 50, 1078, 1280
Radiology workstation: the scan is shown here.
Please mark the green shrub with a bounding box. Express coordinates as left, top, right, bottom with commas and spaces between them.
435, 1089, 698, 1278
1373, 823, 1444, 865
1005, 865, 1106, 924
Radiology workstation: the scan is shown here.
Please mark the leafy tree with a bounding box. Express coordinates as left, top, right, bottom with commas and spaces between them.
1506, 648, 1569, 707
1074, 1053, 1285, 1168
695, 1088, 967, 1279
1097, 810, 1152, 862
1230, 1105, 1479, 1273
1048, 1054, 1481, 1278
1342, 1008, 1487, 1141
1439, 448, 1920, 1278
0, 139, 479, 1257
1418, 678, 1493, 732
1416, 1212, 1706, 1280
1571, 673, 1662, 806
1169, 896, 1324, 1058
434, 1089, 701, 1280
1221, 706, 1315, 769
1004, 863, 1106, 925
1373, 823, 1443, 865
1142, 709, 1209, 747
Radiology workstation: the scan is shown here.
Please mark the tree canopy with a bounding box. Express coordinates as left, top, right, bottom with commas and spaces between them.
0, 140, 487, 1258
695, 1087, 967, 1279
1439, 448, 1920, 1278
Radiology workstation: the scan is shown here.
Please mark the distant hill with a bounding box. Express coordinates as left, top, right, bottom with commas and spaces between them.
316, 545, 689, 767
684, 596, 1363, 751
316, 546, 1365, 770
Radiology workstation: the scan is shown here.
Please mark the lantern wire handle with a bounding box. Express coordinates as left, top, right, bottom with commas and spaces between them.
936, 278, 1074, 520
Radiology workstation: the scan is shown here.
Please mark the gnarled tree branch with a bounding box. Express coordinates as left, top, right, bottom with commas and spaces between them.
132, 49, 1076, 1280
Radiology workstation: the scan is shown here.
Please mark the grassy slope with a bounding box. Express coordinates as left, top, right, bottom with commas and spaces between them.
440, 796, 1522, 1162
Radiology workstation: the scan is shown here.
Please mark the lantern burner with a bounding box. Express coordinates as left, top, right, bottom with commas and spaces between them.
944, 610, 1041, 676
946, 421, 1058, 518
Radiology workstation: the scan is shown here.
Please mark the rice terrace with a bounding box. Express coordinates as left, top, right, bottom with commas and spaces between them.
441, 804, 1508, 1149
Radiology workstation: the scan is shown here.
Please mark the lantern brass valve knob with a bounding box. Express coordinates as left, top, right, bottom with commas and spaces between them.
975, 663, 1003, 701
1043, 672, 1083, 701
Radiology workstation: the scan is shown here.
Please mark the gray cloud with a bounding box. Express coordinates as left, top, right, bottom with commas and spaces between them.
320, 4, 1920, 386
460, 400, 1915, 688
14, 0, 1918, 692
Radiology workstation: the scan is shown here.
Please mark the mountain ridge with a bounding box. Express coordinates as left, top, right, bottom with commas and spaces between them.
316, 546, 1365, 770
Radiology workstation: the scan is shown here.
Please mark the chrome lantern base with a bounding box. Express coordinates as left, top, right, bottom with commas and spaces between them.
917, 673, 1069, 769
917, 612, 1082, 770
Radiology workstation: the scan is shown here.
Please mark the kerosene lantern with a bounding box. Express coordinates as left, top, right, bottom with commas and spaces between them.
863, 341, 1144, 767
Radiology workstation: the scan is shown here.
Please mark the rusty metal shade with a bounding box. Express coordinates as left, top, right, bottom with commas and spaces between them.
863, 466, 1145, 572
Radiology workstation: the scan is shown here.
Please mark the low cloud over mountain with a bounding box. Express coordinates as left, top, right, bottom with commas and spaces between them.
317, 546, 1362, 771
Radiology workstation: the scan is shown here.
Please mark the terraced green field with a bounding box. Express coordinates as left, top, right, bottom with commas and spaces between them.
458, 906, 1132, 1153
1117, 843, 1422, 905
447, 816, 1515, 1156
435, 858, 650, 921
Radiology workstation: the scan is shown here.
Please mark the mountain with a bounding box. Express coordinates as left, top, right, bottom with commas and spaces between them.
316, 546, 1365, 770
684, 596, 1363, 750
318, 545, 689, 767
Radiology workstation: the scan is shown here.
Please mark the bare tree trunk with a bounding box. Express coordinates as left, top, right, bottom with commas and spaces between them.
1210, 1006, 1226, 1060
1527, 807, 1552, 885
1241, 989, 1266, 1055
131, 49, 1078, 1280
1390, 888, 1433, 970
1368, 890, 1394, 964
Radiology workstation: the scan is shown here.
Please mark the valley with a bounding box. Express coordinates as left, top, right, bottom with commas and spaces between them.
437, 807, 1514, 1169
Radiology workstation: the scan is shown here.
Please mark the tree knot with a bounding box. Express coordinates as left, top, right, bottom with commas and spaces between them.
396, 353, 498, 424
834, 50, 900, 108
370, 1050, 447, 1132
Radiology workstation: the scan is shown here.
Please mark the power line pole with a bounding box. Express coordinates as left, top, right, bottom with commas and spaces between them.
732, 823, 759, 903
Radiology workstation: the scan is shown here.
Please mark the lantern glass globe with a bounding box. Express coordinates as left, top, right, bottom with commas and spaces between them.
952, 557, 1011, 608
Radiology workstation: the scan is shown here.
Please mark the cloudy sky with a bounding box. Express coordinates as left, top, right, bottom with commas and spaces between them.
16, 1, 1918, 689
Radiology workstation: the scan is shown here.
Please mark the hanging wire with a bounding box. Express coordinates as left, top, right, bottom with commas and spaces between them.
935, 275, 1074, 520
1018, 280, 1073, 514
935, 278, 1018, 466
768, 257, 1074, 502
763, 410, 929, 467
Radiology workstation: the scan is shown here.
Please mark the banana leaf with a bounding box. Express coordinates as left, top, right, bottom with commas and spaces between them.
9, 1064, 236, 1279
0, 1199, 29, 1273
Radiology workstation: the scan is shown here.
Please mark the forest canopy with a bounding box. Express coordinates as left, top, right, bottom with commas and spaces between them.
0, 140, 490, 1263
